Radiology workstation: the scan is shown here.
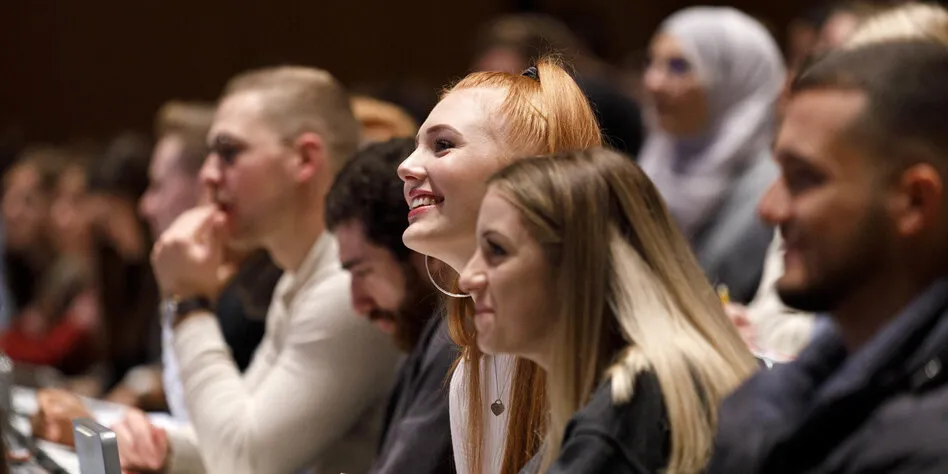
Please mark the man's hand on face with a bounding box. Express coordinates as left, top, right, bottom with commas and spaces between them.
112, 408, 169, 473
151, 205, 237, 300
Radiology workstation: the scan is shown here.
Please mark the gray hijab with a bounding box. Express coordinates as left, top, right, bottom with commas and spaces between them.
640, 7, 785, 239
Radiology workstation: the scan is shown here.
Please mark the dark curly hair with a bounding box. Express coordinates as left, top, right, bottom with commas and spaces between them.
325, 138, 415, 261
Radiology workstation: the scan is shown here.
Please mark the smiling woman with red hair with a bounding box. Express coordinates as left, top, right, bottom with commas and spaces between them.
398, 57, 601, 473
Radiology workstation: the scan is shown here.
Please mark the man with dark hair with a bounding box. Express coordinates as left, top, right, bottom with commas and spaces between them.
710, 40, 948, 473
325, 137, 456, 474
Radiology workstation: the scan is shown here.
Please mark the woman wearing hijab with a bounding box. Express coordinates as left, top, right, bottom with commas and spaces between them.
641, 7, 785, 303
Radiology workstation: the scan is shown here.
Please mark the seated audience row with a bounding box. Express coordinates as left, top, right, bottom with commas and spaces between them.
15, 3, 948, 474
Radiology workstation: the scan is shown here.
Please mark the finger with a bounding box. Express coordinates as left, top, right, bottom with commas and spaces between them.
152, 426, 167, 447
112, 421, 137, 456
114, 422, 147, 470
126, 411, 161, 461
183, 205, 218, 236
45, 415, 61, 443
161, 205, 215, 242
151, 427, 169, 468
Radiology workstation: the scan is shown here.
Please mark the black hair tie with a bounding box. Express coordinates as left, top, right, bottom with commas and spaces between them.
521, 66, 539, 81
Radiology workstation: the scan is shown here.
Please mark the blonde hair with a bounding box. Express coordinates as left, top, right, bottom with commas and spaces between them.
444, 57, 602, 474
845, 2, 948, 48
488, 148, 757, 473
154, 101, 216, 174
350, 95, 417, 144
223, 66, 361, 174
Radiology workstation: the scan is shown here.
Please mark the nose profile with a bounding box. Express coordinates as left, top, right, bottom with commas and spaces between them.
458, 251, 488, 296
643, 63, 666, 97
200, 154, 222, 188
758, 178, 790, 227
350, 281, 374, 316
397, 149, 425, 184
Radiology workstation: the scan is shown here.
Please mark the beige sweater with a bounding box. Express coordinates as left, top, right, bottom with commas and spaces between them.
165, 233, 399, 474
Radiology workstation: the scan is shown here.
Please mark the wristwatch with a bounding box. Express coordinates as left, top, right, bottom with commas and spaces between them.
162, 296, 213, 327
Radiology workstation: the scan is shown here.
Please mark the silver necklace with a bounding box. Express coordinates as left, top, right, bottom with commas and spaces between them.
490, 356, 507, 416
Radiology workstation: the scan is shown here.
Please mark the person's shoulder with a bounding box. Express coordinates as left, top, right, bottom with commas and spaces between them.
296, 265, 352, 309
552, 373, 669, 473
572, 372, 668, 440
285, 268, 367, 338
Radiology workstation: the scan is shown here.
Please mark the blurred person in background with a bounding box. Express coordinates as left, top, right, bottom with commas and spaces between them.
0, 147, 101, 378
813, 1, 878, 54
777, 2, 876, 118
0, 129, 23, 329
350, 79, 439, 128
640, 6, 785, 304
710, 39, 948, 474
50, 152, 96, 263
326, 138, 456, 474
617, 49, 648, 106
112, 66, 398, 474
83, 132, 162, 395
350, 95, 418, 145
1, 148, 65, 318
472, 13, 644, 157
786, 5, 830, 71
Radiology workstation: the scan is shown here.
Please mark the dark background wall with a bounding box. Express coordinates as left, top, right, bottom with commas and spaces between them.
0, 0, 826, 144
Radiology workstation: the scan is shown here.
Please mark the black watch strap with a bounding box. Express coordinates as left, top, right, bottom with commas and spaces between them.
175, 296, 213, 318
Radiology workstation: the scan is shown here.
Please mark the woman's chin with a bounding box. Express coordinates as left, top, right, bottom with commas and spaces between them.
403, 220, 449, 256
475, 339, 499, 356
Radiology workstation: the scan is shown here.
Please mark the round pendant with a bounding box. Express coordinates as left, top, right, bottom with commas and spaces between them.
490, 399, 505, 416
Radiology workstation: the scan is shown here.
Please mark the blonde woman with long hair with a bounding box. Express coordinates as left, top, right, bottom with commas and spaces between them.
458, 147, 757, 473
397, 58, 601, 473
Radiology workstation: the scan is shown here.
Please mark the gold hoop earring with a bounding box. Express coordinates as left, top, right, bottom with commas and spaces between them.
425, 255, 470, 298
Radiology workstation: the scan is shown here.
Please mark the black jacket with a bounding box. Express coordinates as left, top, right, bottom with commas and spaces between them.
372, 316, 458, 474
710, 278, 948, 474
520, 373, 670, 474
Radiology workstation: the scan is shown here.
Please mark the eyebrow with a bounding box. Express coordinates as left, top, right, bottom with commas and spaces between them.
774, 147, 807, 166
415, 124, 462, 146
479, 229, 510, 244
208, 132, 243, 149
775, 147, 832, 175
341, 258, 364, 271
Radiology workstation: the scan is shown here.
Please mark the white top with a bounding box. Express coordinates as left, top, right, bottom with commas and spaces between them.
165, 233, 399, 474
449, 353, 515, 474
746, 232, 816, 358
161, 315, 189, 421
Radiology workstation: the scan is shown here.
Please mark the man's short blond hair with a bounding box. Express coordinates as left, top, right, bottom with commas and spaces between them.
223, 66, 361, 174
